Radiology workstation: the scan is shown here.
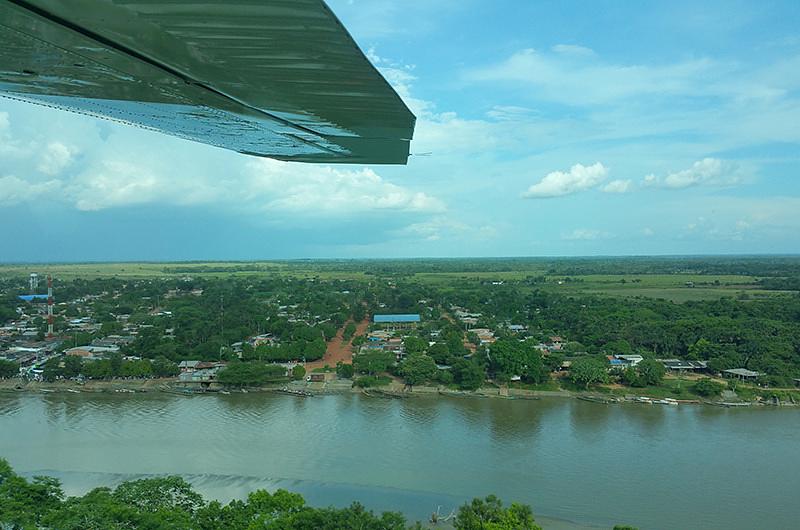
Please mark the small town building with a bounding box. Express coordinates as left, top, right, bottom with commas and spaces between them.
548, 336, 564, 350
373, 314, 420, 329
723, 368, 762, 381
660, 359, 708, 372
178, 360, 201, 372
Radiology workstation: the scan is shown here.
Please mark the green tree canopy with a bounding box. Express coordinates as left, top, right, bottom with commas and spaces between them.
399, 354, 437, 386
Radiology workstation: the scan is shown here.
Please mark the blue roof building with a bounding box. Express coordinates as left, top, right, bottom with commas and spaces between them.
18, 294, 49, 302
373, 314, 420, 323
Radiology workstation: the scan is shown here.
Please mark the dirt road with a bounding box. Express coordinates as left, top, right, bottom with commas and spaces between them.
303, 318, 368, 373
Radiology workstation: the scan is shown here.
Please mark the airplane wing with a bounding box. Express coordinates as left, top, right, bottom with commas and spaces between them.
0, 0, 415, 164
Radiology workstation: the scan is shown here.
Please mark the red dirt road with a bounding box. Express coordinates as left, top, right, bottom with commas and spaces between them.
303, 318, 369, 373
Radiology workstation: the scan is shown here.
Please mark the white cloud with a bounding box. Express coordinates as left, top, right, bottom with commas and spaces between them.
397, 216, 467, 241
523, 162, 608, 198
552, 44, 596, 57
485, 105, 537, 121
64, 156, 445, 215
644, 158, 742, 189
562, 228, 611, 241
602, 179, 632, 193
642, 227, 655, 237
243, 159, 445, 215
0, 175, 61, 205
395, 216, 496, 242
37, 141, 76, 175
467, 48, 716, 105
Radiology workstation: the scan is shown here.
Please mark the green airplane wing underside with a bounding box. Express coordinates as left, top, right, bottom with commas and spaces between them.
0, 0, 415, 164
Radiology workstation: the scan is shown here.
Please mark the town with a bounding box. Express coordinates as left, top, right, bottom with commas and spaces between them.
2, 258, 799, 406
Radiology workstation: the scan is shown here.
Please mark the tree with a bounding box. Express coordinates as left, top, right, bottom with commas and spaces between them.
292, 365, 306, 380
569, 357, 609, 389
454, 495, 541, 530
62, 355, 83, 378
336, 362, 355, 379
454, 359, 485, 390
109, 352, 123, 377
353, 351, 394, 377
488, 339, 545, 384
399, 354, 437, 386
113, 476, 203, 514
0, 458, 542, 530
217, 362, 287, 387
403, 336, 426, 355
0, 359, 18, 379
427, 342, 450, 364
343, 322, 357, 341
694, 378, 724, 397
637, 358, 665, 386
153, 356, 180, 377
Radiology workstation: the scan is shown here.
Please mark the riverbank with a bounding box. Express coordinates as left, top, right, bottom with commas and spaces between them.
2, 377, 797, 408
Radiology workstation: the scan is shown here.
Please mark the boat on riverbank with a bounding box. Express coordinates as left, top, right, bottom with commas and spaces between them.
578, 395, 619, 404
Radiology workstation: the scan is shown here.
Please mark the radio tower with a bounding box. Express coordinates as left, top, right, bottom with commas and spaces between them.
46, 275, 54, 339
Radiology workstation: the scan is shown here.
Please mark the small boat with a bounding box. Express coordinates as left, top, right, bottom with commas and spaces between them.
66, 389, 80, 394
219, 390, 231, 395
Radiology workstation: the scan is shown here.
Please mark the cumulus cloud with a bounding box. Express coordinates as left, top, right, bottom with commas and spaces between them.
63, 156, 445, 215
523, 162, 608, 198
644, 158, 741, 189
602, 179, 632, 193
37, 141, 76, 175
243, 159, 445, 215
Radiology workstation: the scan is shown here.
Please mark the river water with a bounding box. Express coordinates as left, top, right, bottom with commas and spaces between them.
0, 393, 797, 529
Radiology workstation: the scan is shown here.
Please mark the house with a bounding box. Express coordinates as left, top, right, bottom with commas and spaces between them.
723, 368, 762, 381
660, 359, 708, 372
472, 328, 496, 345
617, 355, 644, 366
249, 334, 276, 347
507, 324, 527, 334
178, 360, 201, 372
64, 348, 95, 359
548, 336, 564, 351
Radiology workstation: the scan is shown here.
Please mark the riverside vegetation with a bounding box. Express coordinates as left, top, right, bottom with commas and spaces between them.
0, 458, 555, 530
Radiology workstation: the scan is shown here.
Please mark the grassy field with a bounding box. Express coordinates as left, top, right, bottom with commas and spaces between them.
0, 262, 370, 281
1, 261, 795, 302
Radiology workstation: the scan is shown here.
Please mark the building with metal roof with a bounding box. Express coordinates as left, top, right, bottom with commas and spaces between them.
18, 294, 49, 302
373, 314, 420, 323
723, 368, 762, 380
373, 314, 420, 329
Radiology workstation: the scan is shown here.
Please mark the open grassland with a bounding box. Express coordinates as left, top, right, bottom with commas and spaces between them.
1, 261, 796, 302
544, 273, 793, 302
0, 262, 370, 281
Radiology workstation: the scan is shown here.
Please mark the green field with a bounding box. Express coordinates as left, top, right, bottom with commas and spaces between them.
1, 260, 796, 303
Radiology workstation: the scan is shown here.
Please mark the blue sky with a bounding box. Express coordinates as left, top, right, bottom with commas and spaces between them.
2, 0, 799, 261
